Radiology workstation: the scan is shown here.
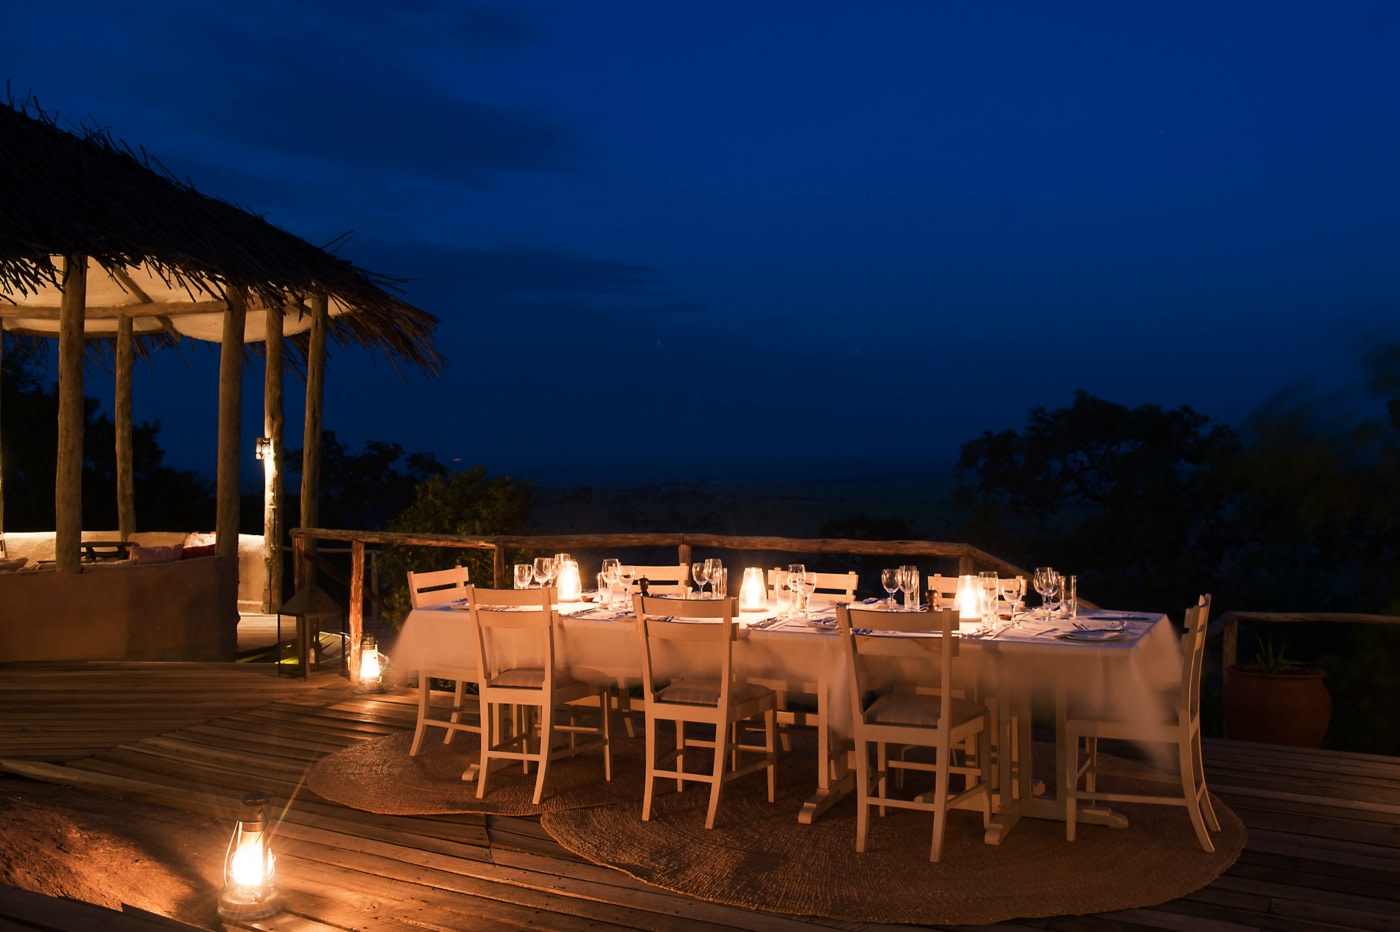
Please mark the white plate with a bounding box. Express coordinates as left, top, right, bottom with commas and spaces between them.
1060, 629, 1128, 642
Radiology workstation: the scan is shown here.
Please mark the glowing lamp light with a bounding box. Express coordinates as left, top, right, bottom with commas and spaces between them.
557, 559, 583, 601
739, 567, 767, 611
956, 575, 982, 622
254, 437, 273, 461
218, 791, 280, 921
359, 636, 383, 685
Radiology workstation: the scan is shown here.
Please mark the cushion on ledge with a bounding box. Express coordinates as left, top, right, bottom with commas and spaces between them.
129, 543, 184, 564
181, 544, 218, 560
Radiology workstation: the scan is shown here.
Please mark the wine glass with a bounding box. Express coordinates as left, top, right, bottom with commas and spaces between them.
786, 570, 812, 615
1032, 566, 1058, 618
617, 564, 636, 598
513, 563, 533, 590
784, 564, 806, 614
978, 571, 1000, 625
599, 558, 620, 605
691, 560, 710, 599
880, 568, 900, 608
1000, 576, 1026, 625
533, 556, 556, 590
704, 557, 724, 598
897, 564, 919, 610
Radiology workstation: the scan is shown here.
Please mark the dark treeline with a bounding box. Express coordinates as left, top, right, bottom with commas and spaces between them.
5, 338, 1398, 753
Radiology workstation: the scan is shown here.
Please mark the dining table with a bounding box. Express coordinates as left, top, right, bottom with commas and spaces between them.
391, 592, 1181, 843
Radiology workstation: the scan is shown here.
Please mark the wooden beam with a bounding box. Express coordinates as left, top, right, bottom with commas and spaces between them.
115, 314, 135, 540
263, 301, 285, 612
215, 289, 247, 561
55, 255, 87, 574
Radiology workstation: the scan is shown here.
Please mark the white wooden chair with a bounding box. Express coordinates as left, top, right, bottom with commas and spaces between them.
837, 604, 992, 862
469, 586, 611, 804
767, 567, 859, 604
1062, 593, 1221, 852
633, 593, 778, 828
627, 564, 692, 597
405, 565, 477, 755
757, 567, 859, 751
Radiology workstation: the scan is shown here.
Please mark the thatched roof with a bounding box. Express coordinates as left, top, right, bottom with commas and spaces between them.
0, 96, 444, 374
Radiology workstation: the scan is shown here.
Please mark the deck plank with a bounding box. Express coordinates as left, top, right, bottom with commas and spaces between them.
2, 662, 1398, 931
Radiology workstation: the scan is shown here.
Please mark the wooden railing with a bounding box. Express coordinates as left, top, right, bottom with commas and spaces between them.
1210, 610, 1400, 668
288, 527, 1031, 678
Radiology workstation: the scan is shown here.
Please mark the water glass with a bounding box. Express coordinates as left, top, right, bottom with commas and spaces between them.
898, 565, 920, 611
513, 563, 533, 589
1062, 574, 1078, 619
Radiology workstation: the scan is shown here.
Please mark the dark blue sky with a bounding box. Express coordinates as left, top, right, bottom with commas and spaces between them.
9, 1, 1399, 483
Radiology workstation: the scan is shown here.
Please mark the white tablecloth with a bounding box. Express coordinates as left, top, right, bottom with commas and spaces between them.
392, 597, 1180, 744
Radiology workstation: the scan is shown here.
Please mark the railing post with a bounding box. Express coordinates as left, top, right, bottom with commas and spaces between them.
1223, 615, 1238, 669
493, 543, 506, 589
349, 539, 364, 684
678, 543, 691, 572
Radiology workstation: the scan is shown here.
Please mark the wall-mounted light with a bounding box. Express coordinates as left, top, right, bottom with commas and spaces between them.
218, 791, 280, 921
254, 437, 274, 461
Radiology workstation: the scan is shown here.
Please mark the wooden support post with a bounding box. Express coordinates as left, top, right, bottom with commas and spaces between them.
300, 293, 328, 589
215, 288, 247, 561
263, 302, 285, 611
493, 544, 506, 588
0, 328, 5, 532
115, 314, 135, 540
349, 539, 365, 684
55, 256, 87, 574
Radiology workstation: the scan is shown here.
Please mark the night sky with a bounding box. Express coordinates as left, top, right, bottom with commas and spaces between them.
8, 1, 1399, 484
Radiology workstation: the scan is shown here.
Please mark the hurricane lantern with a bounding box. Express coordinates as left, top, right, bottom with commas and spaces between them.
557, 559, 583, 601
218, 791, 280, 921
739, 567, 767, 611
360, 635, 383, 683
956, 575, 982, 622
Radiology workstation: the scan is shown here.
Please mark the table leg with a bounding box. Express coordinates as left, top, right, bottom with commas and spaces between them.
798, 665, 854, 824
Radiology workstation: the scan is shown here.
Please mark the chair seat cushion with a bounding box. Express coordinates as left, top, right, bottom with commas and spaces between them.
658, 678, 772, 707
489, 667, 547, 688
865, 693, 985, 728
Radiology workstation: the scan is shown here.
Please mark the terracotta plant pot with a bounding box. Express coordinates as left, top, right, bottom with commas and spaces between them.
1222, 664, 1332, 748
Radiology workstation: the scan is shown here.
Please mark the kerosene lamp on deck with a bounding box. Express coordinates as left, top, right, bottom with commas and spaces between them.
218, 791, 280, 921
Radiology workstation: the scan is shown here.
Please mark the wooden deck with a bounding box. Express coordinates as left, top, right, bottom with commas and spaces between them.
0, 662, 1397, 931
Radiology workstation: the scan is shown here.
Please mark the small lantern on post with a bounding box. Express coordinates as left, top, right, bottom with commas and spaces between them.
218, 791, 280, 921
254, 437, 274, 461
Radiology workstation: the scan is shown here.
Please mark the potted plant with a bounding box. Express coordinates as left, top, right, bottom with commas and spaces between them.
1222, 633, 1332, 747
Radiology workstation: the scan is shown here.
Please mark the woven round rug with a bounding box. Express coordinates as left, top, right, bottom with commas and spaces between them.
307, 729, 644, 816
539, 738, 1246, 926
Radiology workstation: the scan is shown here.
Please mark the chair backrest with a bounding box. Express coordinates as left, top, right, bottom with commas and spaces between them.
837, 604, 959, 734
627, 564, 691, 596
407, 565, 471, 608
767, 567, 859, 602
926, 574, 960, 611
467, 585, 558, 683
844, 603, 943, 633
632, 593, 739, 707
1178, 594, 1212, 725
